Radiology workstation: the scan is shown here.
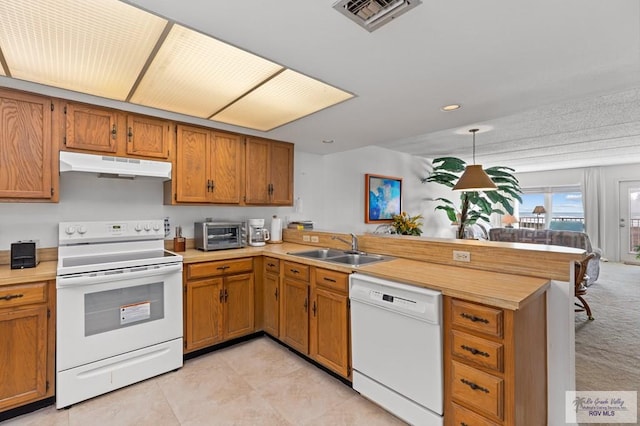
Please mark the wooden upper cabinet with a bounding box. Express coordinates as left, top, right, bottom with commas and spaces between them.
64, 102, 172, 160
210, 131, 242, 204
245, 137, 293, 206
174, 124, 242, 204
175, 125, 210, 203
0, 89, 54, 200
65, 103, 119, 153
126, 115, 170, 159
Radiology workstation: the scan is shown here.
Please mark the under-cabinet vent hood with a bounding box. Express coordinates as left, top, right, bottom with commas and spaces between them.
333, 0, 422, 32
59, 151, 171, 180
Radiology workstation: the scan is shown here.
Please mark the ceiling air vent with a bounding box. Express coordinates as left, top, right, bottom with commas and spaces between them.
333, 0, 422, 32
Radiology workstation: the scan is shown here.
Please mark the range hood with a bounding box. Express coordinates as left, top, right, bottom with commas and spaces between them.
59, 151, 171, 180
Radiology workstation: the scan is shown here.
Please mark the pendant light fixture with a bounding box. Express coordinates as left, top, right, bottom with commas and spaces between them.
452, 128, 498, 192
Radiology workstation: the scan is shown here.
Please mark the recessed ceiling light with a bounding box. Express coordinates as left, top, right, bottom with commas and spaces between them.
322, 139, 334, 144
441, 104, 461, 112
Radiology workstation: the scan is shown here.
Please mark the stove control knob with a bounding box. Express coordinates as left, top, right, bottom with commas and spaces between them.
153, 223, 161, 231
144, 223, 152, 231
65, 226, 76, 235
77, 226, 87, 235
134, 224, 143, 232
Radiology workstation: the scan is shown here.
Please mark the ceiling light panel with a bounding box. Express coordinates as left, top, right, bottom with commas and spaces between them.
130, 24, 284, 118
212, 69, 354, 131
0, 0, 167, 100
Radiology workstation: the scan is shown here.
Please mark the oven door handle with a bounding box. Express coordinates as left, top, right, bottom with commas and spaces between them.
57, 263, 183, 287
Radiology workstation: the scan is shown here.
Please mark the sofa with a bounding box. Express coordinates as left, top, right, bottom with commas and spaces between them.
488, 228, 601, 285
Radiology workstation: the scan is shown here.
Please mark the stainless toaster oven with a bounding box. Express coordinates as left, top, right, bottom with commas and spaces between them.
194, 222, 245, 251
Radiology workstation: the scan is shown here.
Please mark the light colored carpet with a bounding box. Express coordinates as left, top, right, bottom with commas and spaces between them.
575, 261, 640, 422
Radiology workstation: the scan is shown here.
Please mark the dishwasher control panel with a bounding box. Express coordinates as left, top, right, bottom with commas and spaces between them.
369, 290, 423, 313
349, 273, 441, 323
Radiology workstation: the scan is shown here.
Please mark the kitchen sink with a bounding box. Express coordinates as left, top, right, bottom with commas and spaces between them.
288, 248, 346, 259
288, 248, 392, 267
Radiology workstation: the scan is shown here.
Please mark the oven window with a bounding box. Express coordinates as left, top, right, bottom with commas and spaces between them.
84, 282, 165, 336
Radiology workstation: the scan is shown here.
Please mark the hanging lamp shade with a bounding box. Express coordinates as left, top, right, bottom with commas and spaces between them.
453, 128, 498, 192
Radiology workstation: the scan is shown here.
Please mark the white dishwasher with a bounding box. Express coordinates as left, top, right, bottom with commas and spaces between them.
350, 273, 443, 426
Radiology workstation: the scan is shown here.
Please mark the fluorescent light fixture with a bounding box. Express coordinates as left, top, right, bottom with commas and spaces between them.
211, 69, 353, 131
0, 0, 167, 100
0, 0, 354, 132
130, 24, 284, 118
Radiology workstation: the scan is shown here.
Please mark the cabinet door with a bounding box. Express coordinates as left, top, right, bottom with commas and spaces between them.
311, 287, 350, 377
0, 306, 48, 411
210, 132, 242, 204
280, 278, 309, 354
185, 278, 223, 351
269, 141, 293, 205
0, 90, 52, 199
244, 137, 270, 204
65, 103, 119, 153
175, 125, 210, 203
263, 272, 280, 337
223, 273, 255, 340
126, 115, 170, 159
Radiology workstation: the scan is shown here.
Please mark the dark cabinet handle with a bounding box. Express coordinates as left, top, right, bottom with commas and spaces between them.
111, 124, 117, 139
461, 345, 490, 357
211, 180, 215, 191
312, 301, 317, 316
216, 265, 230, 271
323, 277, 336, 283
127, 126, 133, 141
461, 423, 469, 426
290, 269, 299, 274
1, 294, 24, 301
275, 287, 279, 300
460, 378, 489, 393
304, 298, 308, 312
219, 289, 224, 303
267, 263, 276, 267
224, 289, 228, 302
460, 312, 489, 324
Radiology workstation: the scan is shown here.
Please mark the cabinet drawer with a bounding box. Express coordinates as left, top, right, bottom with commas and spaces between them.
283, 261, 310, 281
264, 257, 280, 274
0, 282, 47, 308
451, 330, 504, 372
451, 299, 503, 338
451, 361, 504, 420
188, 258, 253, 279
315, 268, 348, 293
450, 402, 500, 426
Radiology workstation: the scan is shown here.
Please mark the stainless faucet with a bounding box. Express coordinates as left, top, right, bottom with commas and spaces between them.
332, 233, 359, 253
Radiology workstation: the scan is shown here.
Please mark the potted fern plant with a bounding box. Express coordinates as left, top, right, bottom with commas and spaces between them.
422, 157, 522, 239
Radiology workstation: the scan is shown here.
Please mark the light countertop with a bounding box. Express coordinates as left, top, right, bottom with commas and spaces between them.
0, 242, 549, 310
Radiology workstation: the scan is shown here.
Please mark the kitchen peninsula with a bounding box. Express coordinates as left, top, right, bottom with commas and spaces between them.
0, 229, 584, 425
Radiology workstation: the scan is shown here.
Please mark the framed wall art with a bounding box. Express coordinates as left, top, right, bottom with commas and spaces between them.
365, 174, 402, 223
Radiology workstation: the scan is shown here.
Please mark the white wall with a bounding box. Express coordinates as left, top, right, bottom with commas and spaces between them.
516, 163, 640, 261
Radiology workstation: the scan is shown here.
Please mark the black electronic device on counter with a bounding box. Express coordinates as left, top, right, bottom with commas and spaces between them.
10, 240, 39, 269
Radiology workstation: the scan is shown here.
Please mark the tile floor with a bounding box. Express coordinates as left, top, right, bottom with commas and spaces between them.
3, 337, 407, 426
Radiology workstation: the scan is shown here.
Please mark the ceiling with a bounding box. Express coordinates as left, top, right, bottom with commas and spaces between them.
4, 1, 640, 173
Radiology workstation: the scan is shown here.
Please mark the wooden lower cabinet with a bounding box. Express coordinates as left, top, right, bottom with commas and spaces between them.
262, 257, 280, 337
280, 276, 309, 354
184, 259, 254, 353
267, 260, 351, 379
443, 295, 547, 425
0, 281, 54, 412
310, 268, 350, 378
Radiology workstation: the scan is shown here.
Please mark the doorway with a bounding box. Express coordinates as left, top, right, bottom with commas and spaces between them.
618, 181, 640, 264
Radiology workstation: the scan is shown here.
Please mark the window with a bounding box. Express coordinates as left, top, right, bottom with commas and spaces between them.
516, 187, 584, 231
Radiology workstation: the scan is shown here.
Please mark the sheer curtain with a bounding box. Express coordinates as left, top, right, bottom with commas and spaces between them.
582, 167, 603, 249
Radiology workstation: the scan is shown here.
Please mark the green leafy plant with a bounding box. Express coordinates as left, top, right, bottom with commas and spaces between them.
635, 245, 640, 260
391, 212, 424, 236
421, 157, 522, 239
